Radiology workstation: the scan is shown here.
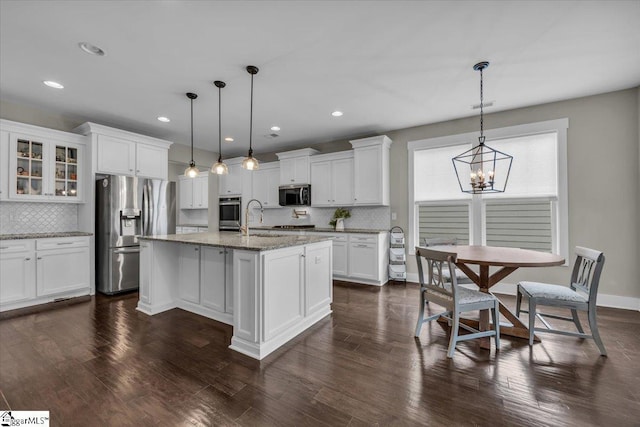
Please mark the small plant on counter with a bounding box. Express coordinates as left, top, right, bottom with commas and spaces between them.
329, 207, 351, 227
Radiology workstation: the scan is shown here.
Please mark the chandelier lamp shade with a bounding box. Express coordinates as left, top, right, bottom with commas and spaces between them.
211, 80, 229, 175
452, 61, 513, 194
242, 65, 260, 171
184, 92, 200, 178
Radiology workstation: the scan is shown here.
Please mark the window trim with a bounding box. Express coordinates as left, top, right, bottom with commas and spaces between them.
408, 118, 568, 259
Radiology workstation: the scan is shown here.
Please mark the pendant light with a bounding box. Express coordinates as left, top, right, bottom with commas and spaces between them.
242, 65, 259, 171
211, 80, 228, 175
184, 92, 200, 178
452, 61, 513, 194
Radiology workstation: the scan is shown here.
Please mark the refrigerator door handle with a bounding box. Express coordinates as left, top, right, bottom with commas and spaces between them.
113, 247, 141, 254
142, 181, 150, 236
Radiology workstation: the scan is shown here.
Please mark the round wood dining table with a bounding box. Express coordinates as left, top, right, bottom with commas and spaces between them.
429, 245, 565, 346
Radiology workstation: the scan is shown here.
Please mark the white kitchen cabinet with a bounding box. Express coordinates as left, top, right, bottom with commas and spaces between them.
331, 235, 349, 276
0, 240, 36, 306
252, 162, 280, 208
310, 153, 354, 207
179, 172, 208, 210
1, 236, 91, 311
178, 244, 201, 304
200, 246, 227, 313
2, 120, 86, 203
276, 148, 318, 185
350, 135, 392, 206
73, 122, 172, 180
348, 239, 378, 281
305, 242, 333, 316
219, 162, 243, 196
0, 130, 9, 201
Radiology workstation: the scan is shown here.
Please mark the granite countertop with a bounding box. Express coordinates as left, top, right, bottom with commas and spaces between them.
0, 231, 93, 240
250, 226, 388, 234
178, 224, 209, 228
139, 231, 331, 251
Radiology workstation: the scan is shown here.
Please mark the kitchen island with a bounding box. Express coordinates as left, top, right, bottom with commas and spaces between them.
137, 232, 333, 360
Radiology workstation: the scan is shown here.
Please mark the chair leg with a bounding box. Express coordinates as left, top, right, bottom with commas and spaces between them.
528, 300, 536, 346
492, 300, 500, 351
415, 291, 425, 337
588, 307, 607, 357
515, 286, 522, 317
447, 313, 460, 358
571, 309, 584, 333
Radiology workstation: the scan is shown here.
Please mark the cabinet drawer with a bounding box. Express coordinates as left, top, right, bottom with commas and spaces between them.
36, 237, 89, 250
0, 239, 35, 254
349, 234, 377, 244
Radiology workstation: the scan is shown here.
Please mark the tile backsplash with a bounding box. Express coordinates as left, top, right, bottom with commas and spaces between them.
256, 206, 390, 230
0, 202, 78, 234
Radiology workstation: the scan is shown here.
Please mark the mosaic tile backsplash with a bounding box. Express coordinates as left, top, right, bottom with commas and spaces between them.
0, 202, 78, 234
256, 206, 391, 230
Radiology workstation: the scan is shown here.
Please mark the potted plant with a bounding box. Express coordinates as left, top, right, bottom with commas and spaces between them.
329, 207, 351, 231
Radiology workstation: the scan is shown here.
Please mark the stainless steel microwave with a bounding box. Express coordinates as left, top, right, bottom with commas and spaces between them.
279, 184, 311, 206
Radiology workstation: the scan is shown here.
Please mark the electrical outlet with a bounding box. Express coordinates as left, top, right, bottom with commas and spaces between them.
315, 256, 321, 264
391, 212, 397, 221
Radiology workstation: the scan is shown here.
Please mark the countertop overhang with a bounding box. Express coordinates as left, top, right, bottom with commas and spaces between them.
250, 226, 388, 234
0, 231, 93, 240
139, 231, 331, 251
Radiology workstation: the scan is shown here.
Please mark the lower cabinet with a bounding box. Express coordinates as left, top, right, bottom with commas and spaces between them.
177, 244, 233, 321
348, 236, 379, 282
0, 236, 90, 311
331, 235, 348, 276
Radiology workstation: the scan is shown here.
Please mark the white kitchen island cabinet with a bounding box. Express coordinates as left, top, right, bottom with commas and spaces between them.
138, 232, 332, 360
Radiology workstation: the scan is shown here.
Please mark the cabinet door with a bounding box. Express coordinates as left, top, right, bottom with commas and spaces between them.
224, 249, 233, 313
179, 178, 193, 209
52, 143, 83, 202
219, 163, 242, 195
332, 158, 354, 205
36, 247, 90, 296
353, 145, 382, 205
200, 246, 226, 312
136, 144, 168, 179
10, 134, 48, 200
252, 168, 269, 206
178, 244, 200, 304
310, 161, 333, 206
139, 242, 151, 305
97, 134, 136, 176
305, 243, 332, 315
193, 175, 208, 209
332, 240, 348, 276
348, 242, 378, 280
279, 158, 296, 185
0, 130, 9, 200
0, 252, 36, 305
265, 167, 280, 207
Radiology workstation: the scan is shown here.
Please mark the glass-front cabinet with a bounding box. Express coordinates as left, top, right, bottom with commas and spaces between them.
9, 133, 83, 202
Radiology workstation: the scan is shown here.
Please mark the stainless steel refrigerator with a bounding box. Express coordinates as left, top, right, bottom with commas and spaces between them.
95, 174, 176, 294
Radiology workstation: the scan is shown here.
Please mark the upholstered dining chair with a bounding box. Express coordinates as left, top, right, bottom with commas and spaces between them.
516, 246, 607, 356
415, 247, 500, 358
421, 237, 473, 284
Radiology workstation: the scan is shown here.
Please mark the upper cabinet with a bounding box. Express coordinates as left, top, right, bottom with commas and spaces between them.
251, 162, 280, 208
276, 148, 318, 186
179, 172, 208, 210
1, 120, 86, 203
350, 135, 392, 206
310, 152, 354, 207
218, 161, 243, 196
73, 122, 172, 180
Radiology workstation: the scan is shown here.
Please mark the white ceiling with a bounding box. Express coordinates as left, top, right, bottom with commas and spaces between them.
1, 1, 639, 158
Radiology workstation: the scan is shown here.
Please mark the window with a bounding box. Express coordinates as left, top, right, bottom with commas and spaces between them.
408, 119, 568, 258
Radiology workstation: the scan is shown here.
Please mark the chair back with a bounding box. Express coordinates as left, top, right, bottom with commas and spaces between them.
421, 237, 458, 247
570, 246, 605, 304
415, 247, 459, 301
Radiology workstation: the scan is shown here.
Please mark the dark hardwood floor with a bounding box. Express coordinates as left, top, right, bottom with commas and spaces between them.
1, 281, 639, 426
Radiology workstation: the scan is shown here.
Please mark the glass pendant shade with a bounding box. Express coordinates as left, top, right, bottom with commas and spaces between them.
453, 61, 512, 194
211, 158, 228, 175
184, 161, 199, 178
242, 150, 259, 170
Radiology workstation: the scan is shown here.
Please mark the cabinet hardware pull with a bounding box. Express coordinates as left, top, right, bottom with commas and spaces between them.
57, 242, 74, 245
0, 247, 8, 250
301, 254, 305, 257
219, 251, 224, 254
37, 257, 42, 260
25, 258, 31, 261
194, 248, 199, 251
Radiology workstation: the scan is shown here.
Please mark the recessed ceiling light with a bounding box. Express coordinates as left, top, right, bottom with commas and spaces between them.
43, 80, 64, 89
79, 42, 106, 56
331, 111, 343, 117
157, 116, 170, 123
224, 137, 234, 142
270, 126, 280, 131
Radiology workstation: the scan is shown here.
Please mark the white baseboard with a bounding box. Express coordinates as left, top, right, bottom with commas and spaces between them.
405, 273, 640, 311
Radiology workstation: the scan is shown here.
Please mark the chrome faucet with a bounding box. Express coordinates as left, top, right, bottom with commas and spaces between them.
241, 199, 264, 236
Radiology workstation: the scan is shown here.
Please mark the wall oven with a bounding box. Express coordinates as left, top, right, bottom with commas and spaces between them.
219, 197, 241, 231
